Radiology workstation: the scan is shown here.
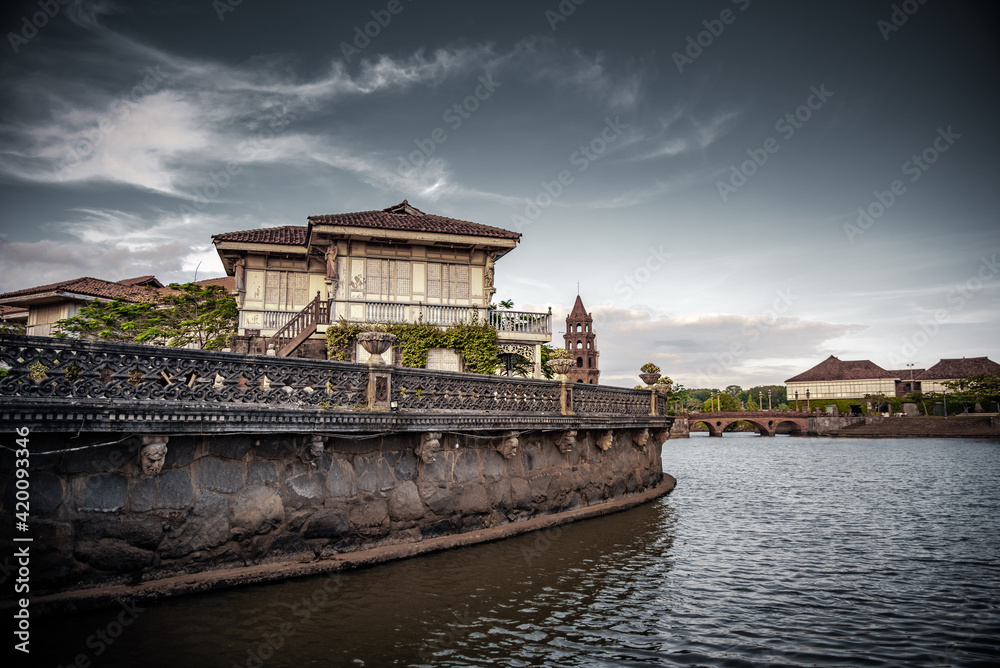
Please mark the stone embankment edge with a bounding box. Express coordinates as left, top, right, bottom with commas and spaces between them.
23, 474, 677, 618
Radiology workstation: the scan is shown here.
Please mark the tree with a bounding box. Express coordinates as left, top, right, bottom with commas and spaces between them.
55, 298, 161, 343
943, 374, 1000, 413
54, 283, 238, 350
153, 283, 238, 350
745, 397, 760, 411
0, 319, 26, 335
725, 384, 742, 398
702, 392, 739, 412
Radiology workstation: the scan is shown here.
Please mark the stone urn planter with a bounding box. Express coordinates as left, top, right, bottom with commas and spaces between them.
549, 357, 574, 380
357, 331, 397, 365
639, 371, 661, 386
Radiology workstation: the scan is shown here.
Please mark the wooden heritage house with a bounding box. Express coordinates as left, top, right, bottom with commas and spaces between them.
212, 201, 552, 376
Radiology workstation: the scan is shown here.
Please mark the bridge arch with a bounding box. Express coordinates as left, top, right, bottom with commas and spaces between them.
774, 419, 805, 435
688, 418, 723, 437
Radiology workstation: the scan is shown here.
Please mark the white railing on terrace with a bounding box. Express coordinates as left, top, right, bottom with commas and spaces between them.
239, 310, 296, 332
365, 302, 407, 323
489, 309, 551, 335
424, 304, 479, 326
242, 301, 552, 338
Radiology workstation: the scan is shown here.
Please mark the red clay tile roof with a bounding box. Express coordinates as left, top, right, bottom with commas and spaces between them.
886, 369, 925, 380
916, 357, 1000, 380
212, 226, 308, 245
212, 202, 520, 246
0, 305, 28, 318
192, 276, 236, 291
117, 275, 164, 287
307, 201, 520, 240
0, 277, 163, 304
785, 356, 897, 383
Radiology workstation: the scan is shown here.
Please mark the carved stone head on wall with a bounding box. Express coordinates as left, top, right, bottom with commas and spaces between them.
497, 431, 519, 459
632, 428, 650, 449
308, 435, 326, 460
556, 430, 577, 454
417, 431, 443, 464
140, 438, 168, 476
596, 430, 614, 451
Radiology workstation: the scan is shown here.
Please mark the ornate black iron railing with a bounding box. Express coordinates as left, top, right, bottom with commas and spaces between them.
0, 334, 659, 417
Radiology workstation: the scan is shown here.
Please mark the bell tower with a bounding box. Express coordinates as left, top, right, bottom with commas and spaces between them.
563, 295, 600, 384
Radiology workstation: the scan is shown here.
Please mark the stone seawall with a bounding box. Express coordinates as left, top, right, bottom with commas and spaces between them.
2, 427, 666, 604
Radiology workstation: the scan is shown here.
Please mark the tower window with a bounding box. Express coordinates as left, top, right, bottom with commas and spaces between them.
577, 357, 583, 367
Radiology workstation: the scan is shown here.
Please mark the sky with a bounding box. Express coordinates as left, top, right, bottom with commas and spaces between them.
0, 0, 997, 390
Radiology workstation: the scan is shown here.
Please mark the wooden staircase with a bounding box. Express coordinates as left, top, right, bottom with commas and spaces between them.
264, 292, 330, 357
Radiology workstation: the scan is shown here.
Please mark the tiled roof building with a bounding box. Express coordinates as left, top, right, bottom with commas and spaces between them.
916, 357, 1000, 393
213, 201, 550, 373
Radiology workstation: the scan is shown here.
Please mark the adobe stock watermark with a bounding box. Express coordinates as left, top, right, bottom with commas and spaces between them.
673, 0, 751, 74
338, 0, 413, 63
178, 108, 291, 217
887, 252, 996, 367
695, 287, 797, 386
716, 84, 833, 202
56, 66, 170, 180
213, 0, 244, 21
396, 73, 501, 177
877, 0, 929, 41
416, 605, 477, 663
510, 116, 629, 232
545, 0, 586, 31
55, 600, 144, 668
7, 0, 72, 55
234, 571, 345, 668
614, 246, 671, 301
843, 126, 959, 244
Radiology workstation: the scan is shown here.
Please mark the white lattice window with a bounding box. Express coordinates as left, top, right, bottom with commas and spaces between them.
264, 271, 308, 310
367, 259, 411, 298
449, 265, 469, 299
395, 261, 411, 297
427, 264, 442, 298
427, 263, 469, 301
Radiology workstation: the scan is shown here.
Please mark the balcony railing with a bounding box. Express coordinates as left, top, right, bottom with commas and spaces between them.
489, 309, 551, 335
241, 301, 553, 341
239, 310, 296, 332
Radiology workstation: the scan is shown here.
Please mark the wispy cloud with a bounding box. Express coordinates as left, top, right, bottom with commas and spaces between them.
631, 109, 740, 160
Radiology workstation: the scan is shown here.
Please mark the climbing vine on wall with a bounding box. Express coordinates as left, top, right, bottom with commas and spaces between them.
325, 317, 500, 374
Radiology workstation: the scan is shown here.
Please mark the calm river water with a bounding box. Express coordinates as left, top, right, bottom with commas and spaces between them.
33, 435, 1000, 667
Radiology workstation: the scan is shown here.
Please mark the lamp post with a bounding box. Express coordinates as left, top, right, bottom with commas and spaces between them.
806, 389, 811, 412
906, 362, 914, 394
758, 390, 763, 412
768, 388, 772, 411
795, 391, 799, 411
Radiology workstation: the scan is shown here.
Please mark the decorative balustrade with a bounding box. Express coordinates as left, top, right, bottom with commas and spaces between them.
572, 383, 654, 416
239, 310, 296, 333
489, 309, 551, 336
423, 304, 479, 327
0, 334, 366, 408
0, 334, 661, 419
392, 367, 561, 413
365, 302, 407, 324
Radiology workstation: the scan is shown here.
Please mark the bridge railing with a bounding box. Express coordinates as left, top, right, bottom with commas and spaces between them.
0, 334, 659, 419
688, 410, 819, 418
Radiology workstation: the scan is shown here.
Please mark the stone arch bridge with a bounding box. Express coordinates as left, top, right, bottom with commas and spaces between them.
687, 411, 814, 437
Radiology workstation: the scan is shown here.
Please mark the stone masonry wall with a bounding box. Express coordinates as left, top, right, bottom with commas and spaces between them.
2, 428, 664, 594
